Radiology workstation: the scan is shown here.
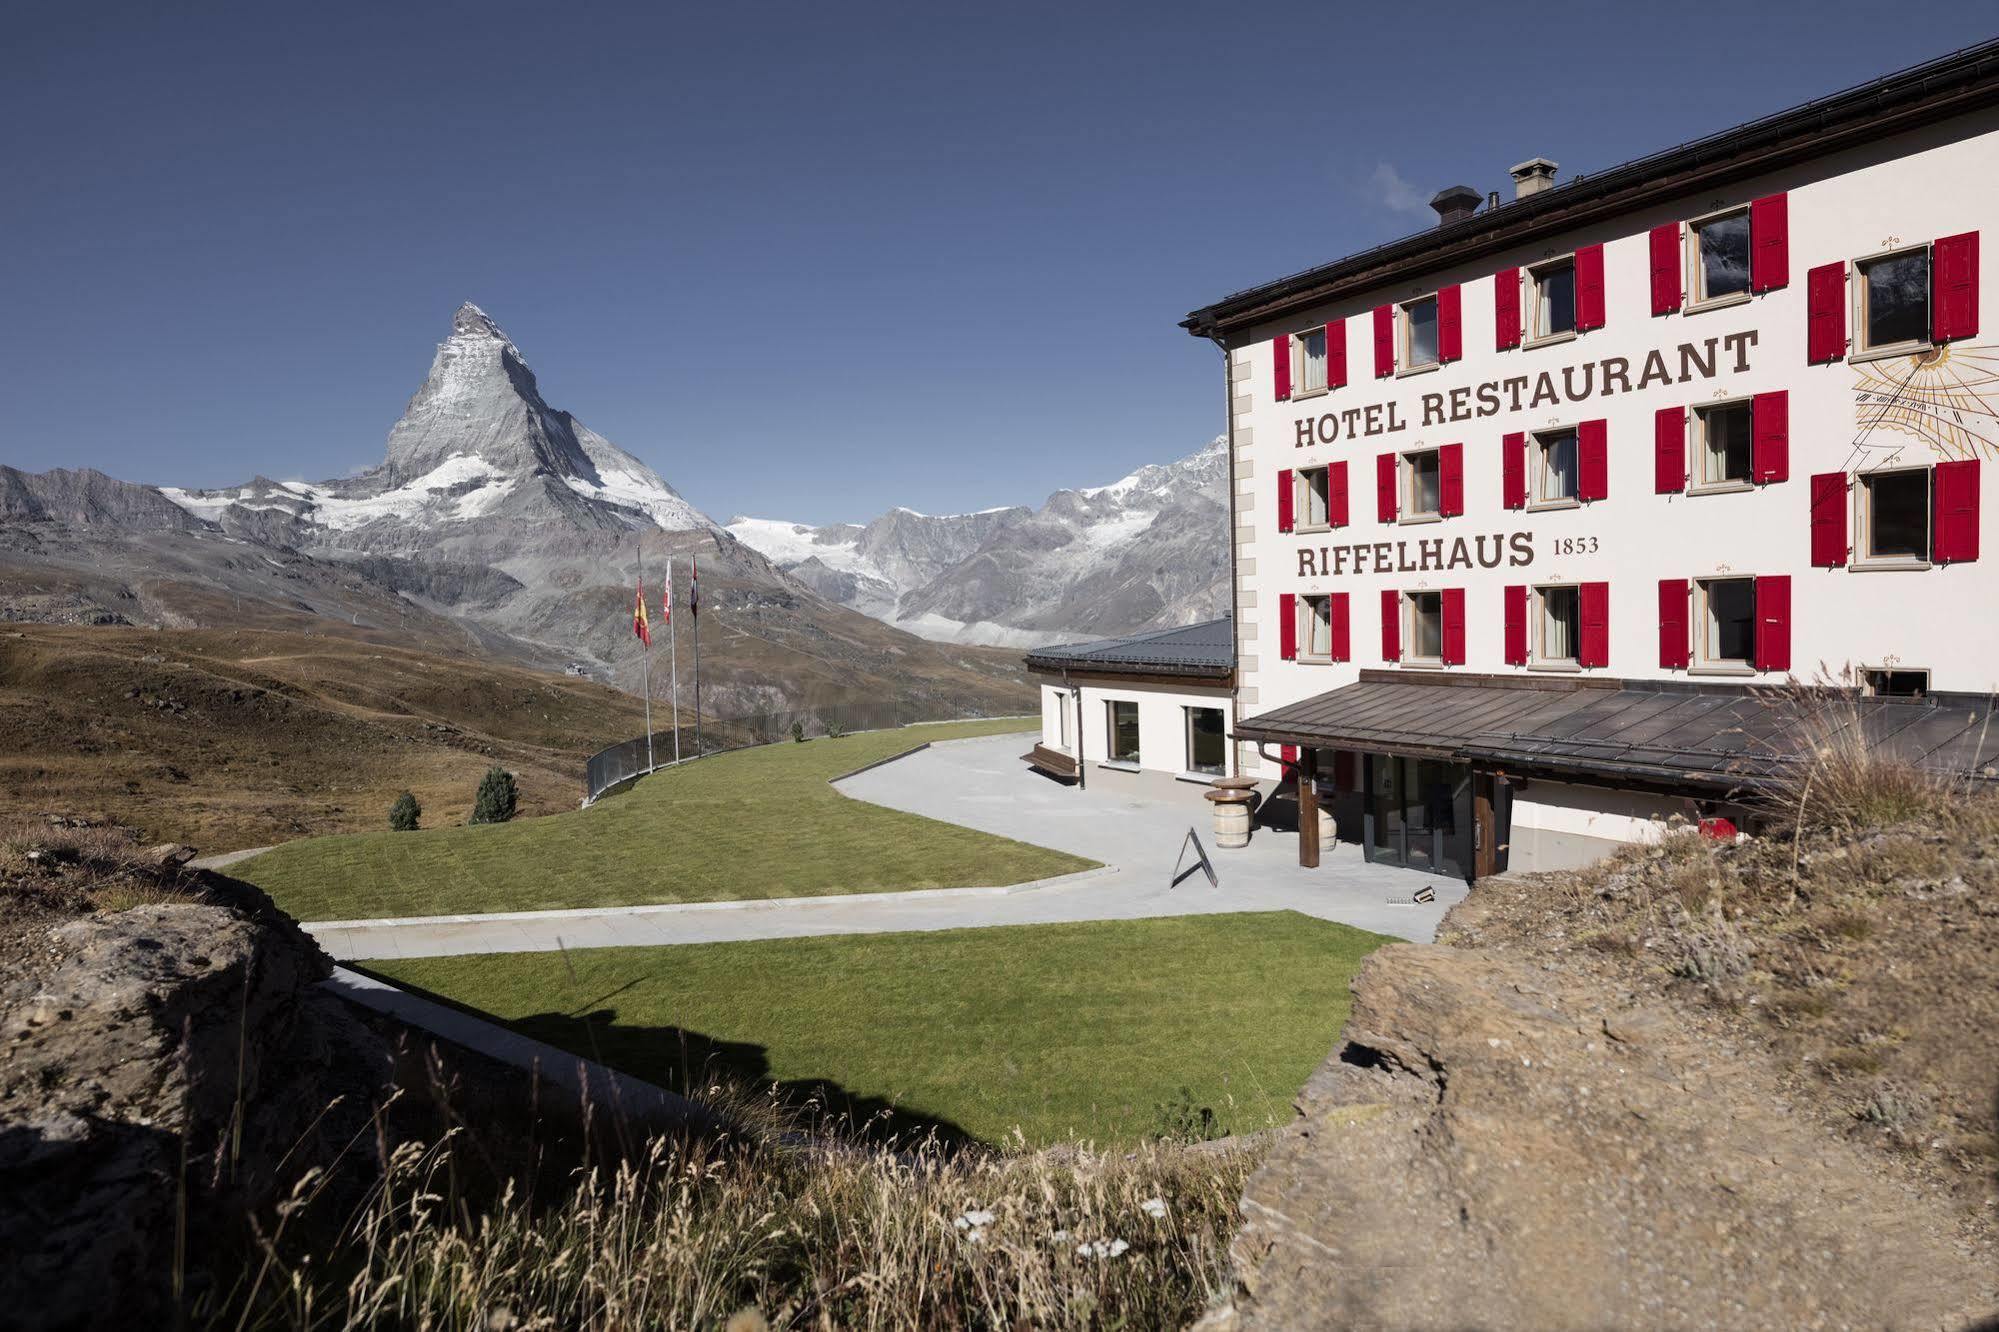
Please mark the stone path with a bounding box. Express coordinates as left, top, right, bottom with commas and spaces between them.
304, 734, 1464, 960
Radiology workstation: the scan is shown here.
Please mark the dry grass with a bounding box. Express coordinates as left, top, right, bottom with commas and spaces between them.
222, 1094, 1260, 1331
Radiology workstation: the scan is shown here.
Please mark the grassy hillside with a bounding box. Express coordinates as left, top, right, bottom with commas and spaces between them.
233, 718, 1084, 921
373, 911, 1390, 1145
0, 625, 652, 850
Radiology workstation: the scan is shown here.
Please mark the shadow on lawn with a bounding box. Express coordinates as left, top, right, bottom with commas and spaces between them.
508, 1007, 980, 1149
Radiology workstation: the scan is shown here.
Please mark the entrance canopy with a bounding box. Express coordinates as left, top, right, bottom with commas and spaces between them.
1235, 671, 1999, 794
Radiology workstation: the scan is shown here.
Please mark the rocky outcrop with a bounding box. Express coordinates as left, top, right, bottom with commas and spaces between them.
0, 875, 391, 1330
1207, 943, 1992, 1331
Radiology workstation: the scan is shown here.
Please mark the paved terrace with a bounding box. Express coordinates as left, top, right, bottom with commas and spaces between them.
309, 733, 1463, 959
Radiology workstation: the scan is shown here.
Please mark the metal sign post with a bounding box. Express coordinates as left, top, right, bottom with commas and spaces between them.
1171, 826, 1219, 889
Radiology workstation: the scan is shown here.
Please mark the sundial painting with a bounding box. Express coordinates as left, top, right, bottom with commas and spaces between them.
1852, 342, 1999, 462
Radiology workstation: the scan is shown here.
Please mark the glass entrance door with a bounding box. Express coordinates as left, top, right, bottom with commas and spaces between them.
1364, 755, 1471, 880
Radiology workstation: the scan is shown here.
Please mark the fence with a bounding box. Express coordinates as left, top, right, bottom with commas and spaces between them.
582, 699, 1008, 803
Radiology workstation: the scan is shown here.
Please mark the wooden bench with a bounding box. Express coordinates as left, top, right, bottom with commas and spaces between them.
1021, 743, 1079, 780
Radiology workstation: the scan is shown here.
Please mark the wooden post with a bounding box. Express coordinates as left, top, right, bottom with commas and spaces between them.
1297, 746, 1320, 869
1473, 770, 1497, 879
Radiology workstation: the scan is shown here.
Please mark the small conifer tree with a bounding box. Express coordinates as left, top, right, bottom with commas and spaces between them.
469, 767, 518, 825
791, 720, 806, 743
388, 791, 421, 832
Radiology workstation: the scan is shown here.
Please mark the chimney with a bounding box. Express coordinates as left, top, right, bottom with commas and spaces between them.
1429, 184, 1482, 227
1509, 157, 1559, 199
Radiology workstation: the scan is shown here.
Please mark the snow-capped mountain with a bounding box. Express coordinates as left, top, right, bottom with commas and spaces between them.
728, 437, 1229, 647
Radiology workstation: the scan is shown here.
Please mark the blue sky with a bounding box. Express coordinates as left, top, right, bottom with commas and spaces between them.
5, 3, 1993, 524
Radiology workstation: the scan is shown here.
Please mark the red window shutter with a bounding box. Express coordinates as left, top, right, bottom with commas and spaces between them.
1279, 592, 1297, 661
1648, 222, 1681, 314
1574, 243, 1606, 331
1809, 472, 1849, 567
1380, 588, 1401, 661
1749, 193, 1789, 293
1579, 581, 1610, 668
1933, 458, 1981, 563
1372, 304, 1395, 377
1328, 460, 1349, 527
1376, 451, 1398, 523
1807, 262, 1846, 363
1753, 575, 1791, 673
1577, 418, 1609, 501
1932, 231, 1980, 343
1273, 333, 1291, 401
1280, 743, 1298, 768
1325, 319, 1348, 388
1437, 284, 1463, 362
1502, 431, 1527, 509
1654, 406, 1686, 493
1751, 391, 1789, 484
1330, 591, 1351, 661
1277, 468, 1295, 533
1494, 267, 1522, 350
1441, 587, 1466, 665
1503, 584, 1528, 665
1658, 579, 1690, 669
1438, 443, 1464, 517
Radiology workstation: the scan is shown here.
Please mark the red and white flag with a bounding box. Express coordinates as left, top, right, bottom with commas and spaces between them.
661, 562, 673, 625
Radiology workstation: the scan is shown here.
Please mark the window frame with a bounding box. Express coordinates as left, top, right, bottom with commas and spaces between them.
1055, 692, 1071, 753
1298, 592, 1336, 662
1690, 397, 1755, 493
1531, 583, 1583, 671
1183, 705, 1227, 777
1692, 576, 1758, 673
1399, 447, 1443, 524
1853, 464, 1934, 569
1398, 293, 1441, 376
1296, 463, 1333, 533
1404, 590, 1445, 667
1525, 254, 1579, 347
1686, 204, 1754, 312
1105, 698, 1141, 767
1851, 242, 1934, 362
1529, 425, 1581, 510
1292, 324, 1330, 398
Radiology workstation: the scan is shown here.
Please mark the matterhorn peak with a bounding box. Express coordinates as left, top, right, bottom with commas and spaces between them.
450, 301, 511, 345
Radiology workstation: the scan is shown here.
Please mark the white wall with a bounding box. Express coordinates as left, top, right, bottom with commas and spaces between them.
1508, 780, 1695, 871
1230, 108, 1999, 780
1037, 676, 1233, 777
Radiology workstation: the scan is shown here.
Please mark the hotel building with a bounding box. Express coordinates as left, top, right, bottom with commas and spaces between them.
1182, 41, 1999, 880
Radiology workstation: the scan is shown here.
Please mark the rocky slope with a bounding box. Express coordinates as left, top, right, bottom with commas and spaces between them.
3, 305, 1032, 721
728, 436, 1229, 647
1207, 799, 1999, 1329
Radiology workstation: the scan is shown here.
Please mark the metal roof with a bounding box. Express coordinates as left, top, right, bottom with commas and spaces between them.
1024, 616, 1234, 680
1234, 671, 1999, 792
1182, 38, 1999, 339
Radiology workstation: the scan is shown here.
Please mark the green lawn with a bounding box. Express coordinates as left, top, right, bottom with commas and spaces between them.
371, 911, 1390, 1146
233, 720, 1090, 921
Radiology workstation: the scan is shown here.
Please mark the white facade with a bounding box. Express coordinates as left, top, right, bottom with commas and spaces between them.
1036, 677, 1235, 781
1223, 107, 1999, 784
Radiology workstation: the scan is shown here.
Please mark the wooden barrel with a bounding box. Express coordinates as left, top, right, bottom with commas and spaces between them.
1317, 806, 1336, 848
1213, 799, 1251, 848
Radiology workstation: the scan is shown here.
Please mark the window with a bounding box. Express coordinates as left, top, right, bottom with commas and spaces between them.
1691, 209, 1752, 304
1533, 428, 1579, 505
1403, 449, 1441, 518
1185, 707, 1226, 776
1857, 248, 1931, 352
1302, 594, 1335, 659
1298, 464, 1332, 530
1295, 326, 1328, 394
1696, 578, 1756, 668
1857, 467, 1931, 562
1863, 668, 1929, 698
1402, 295, 1439, 369
1406, 591, 1444, 662
1107, 700, 1140, 765
1695, 401, 1753, 487
1536, 585, 1581, 664
1529, 257, 1576, 340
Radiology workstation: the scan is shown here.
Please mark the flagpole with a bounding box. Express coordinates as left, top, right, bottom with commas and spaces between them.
668, 556, 681, 764
692, 553, 702, 756
639, 535, 654, 773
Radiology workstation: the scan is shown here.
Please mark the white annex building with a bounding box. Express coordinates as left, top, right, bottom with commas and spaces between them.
1180, 41, 1999, 882
1022, 618, 1236, 784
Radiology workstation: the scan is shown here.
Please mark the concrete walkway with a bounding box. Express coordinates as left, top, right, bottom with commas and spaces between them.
309, 733, 1464, 961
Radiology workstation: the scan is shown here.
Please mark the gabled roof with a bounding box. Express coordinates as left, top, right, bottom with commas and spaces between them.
1025, 616, 1234, 680
1234, 671, 1999, 792
1183, 39, 1999, 340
